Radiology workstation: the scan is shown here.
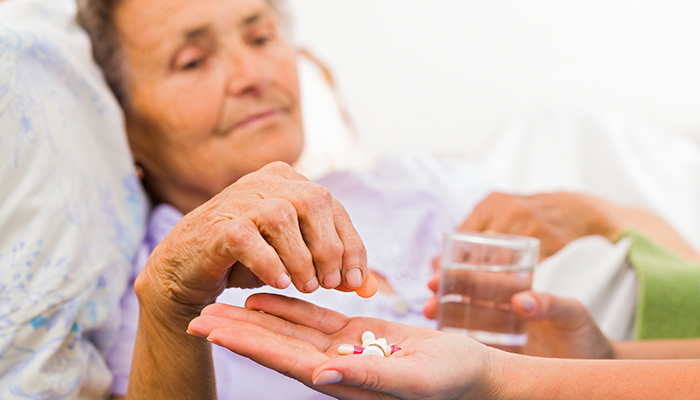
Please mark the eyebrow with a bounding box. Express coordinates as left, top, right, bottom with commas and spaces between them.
184, 26, 211, 40
181, 12, 265, 41
243, 13, 262, 26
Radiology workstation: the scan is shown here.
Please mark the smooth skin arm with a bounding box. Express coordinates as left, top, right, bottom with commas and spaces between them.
189, 293, 700, 400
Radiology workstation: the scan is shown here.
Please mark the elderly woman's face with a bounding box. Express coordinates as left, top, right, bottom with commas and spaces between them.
116, 0, 303, 212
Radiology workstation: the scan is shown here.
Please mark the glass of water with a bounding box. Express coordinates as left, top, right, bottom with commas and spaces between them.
437, 231, 540, 353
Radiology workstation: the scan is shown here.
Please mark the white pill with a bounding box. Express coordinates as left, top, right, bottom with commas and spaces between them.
361, 345, 385, 356
377, 338, 387, 346
369, 343, 391, 357
361, 331, 375, 343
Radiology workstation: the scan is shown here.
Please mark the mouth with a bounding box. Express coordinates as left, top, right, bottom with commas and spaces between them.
228, 109, 284, 133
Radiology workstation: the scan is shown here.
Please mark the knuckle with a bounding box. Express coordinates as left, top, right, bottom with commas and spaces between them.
225, 217, 256, 246
313, 238, 344, 266
488, 191, 508, 203
343, 237, 367, 259
300, 184, 333, 208
357, 370, 382, 391
234, 170, 265, 189
263, 161, 292, 173
263, 199, 297, 226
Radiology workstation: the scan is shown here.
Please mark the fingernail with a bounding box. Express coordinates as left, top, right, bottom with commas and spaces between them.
275, 272, 291, 289
186, 329, 206, 339
304, 276, 319, 293
516, 294, 537, 312
206, 336, 221, 346
323, 269, 341, 288
345, 267, 363, 288
313, 370, 343, 385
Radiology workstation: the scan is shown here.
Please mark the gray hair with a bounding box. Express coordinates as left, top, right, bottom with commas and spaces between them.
77, 0, 290, 110
77, 0, 130, 108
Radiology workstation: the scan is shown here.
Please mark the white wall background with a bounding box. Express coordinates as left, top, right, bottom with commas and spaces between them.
288, 0, 700, 157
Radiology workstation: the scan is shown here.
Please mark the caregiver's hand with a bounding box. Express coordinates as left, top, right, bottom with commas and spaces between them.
461, 192, 621, 259
423, 279, 614, 359
135, 162, 368, 317
188, 293, 504, 400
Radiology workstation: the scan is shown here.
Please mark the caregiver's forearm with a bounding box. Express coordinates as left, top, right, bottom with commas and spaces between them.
126, 299, 215, 399
612, 338, 700, 360
494, 353, 700, 400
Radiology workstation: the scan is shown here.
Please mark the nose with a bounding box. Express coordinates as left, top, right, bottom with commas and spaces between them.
225, 46, 272, 97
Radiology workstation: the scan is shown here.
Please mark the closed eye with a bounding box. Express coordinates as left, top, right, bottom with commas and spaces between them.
253, 35, 270, 46
182, 58, 204, 70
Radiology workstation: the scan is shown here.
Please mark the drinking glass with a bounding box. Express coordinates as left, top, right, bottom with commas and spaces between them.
437, 231, 540, 353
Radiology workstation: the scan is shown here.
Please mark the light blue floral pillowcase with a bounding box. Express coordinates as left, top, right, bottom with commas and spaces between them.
0, 0, 147, 398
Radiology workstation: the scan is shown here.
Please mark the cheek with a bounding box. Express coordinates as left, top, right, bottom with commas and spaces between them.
272, 50, 301, 106
164, 79, 224, 138
134, 71, 226, 144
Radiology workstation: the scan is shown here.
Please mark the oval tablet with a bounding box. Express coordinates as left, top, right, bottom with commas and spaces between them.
361, 345, 385, 357
356, 274, 378, 298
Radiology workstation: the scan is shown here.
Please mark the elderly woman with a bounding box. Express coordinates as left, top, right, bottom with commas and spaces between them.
70, 0, 700, 399
71, 0, 700, 399
73, 0, 378, 398
2, 0, 698, 398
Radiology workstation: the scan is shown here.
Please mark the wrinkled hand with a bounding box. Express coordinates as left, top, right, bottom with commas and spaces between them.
188, 293, 503, 400
461, 192, 622, 259
135, 162, 368, 316
424, 275, 614, 359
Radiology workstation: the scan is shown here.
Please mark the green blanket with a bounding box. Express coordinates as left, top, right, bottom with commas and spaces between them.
624, 230, 700, 339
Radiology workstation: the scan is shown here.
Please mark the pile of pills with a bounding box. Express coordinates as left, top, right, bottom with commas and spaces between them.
337, 331, 401, 357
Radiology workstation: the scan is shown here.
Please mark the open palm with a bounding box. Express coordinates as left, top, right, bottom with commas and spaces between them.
188, 293, 500, 400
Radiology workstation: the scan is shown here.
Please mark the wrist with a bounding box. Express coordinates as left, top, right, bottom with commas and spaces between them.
134, 259, 208, 320
461, 347, 510, 400
590, 197, 624, 242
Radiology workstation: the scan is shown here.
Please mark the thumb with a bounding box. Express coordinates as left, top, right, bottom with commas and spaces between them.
512, 291, 591, 328
311, 356, 414, 398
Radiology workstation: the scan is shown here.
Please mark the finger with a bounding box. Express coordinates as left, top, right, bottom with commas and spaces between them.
459, 192, 507, 232
291, 183, 345, 289
244, 293, 351, 335
241, 163, 346, 290
490, 247, 517, 265
424, 270, 441, 319
459, 209, 487, 232
193, 303, 330, 346
193, 312, 370, 399
431, 256, 441, 272
422, 296, 439, 320
512, 291, 589, 326
427, 271, 440, 293
253, 198, 318, 293
332, 199, 368, 290
211, 217, 290, 289
205, 321, 326, 380
311, 355, 431, 399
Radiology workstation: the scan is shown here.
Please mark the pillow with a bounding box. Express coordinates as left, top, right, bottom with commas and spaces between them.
0, 0, 147, 397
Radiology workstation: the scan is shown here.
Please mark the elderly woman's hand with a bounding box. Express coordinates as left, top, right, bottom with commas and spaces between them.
135, 162, 368, 317
188, 293, 502, 400
460, 192, 622, 259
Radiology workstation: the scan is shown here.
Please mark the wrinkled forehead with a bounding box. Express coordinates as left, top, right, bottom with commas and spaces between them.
115, 0, 276, 58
